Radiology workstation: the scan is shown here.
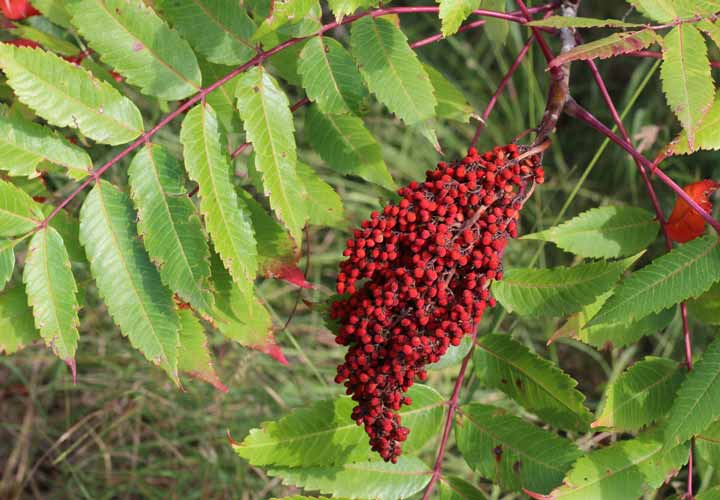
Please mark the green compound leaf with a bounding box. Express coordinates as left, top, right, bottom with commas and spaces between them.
155, 0, 256, 66
438, 476, 486, 500
177, 309, 226, 392
128, 144, 214, 314
474, 334, 593, 432
181, 104, 257, 298
79, 181, 180, 383
236, 66, 308, 244
456, 403, 581, 494
296, 162, 345, 228
0, 239, 14, 291
298, 36, 369, 116
0, 45, 143, 145
593, 357, 684, 432
23, 226, 80, 364
327, 0, 378, 21
0, 105, 92, 179
550, 30, 659, 68
661, 25, 715, 150
305, 105, 396, 190
665, 336, 720, 449
523, 206, 659, 259
589, 236, 720, 326
424, 64, 472, 123
350, 17, 437, 126
67, 0, 202, 100
438, 0, 480, 37
0, 286, 39, 354
492, 256, 637, 318
669, 95, 720, 155
268, 456, 431, 500
253, 0, 318, 40
235, 384, 444, 467
0, 178, 42, 237
541, 430, 688, 499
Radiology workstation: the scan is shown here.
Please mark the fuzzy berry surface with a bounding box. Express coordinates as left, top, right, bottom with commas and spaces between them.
330, 144, 544, 462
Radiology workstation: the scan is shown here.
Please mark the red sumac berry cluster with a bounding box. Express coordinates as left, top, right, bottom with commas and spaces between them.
330, 144, 544, 462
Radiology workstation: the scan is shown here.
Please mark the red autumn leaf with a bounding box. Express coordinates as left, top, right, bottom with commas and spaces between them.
251, 335, 289, 366
1, 0, 40, 20
666, 180, 719, 243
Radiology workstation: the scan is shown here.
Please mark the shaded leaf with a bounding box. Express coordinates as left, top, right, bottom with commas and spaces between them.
424, 64, 472, 123
236, 66, 308, 244
0, 286, 39, 354
200, 60, 243, 134
305, 105, 396, 190
549, 30, 659, 68
155, 0, 256, 66
67, 0, 202, 100
438, 476, 486, 500
350, 17, 437, 126
177, 309, 226, 392
456, 403, 581, 493
474, 334, 593, 432
578, 307, 675, 349
593, 357, 684, 431
79, 181, 180, 382
430, 334, 473, 370
0, 44, 143, 145
0, 178, 42, 237
687, 282, 720, 325
522, 206, 659, 259
268, 457, 431, 500
528, 16, 642, 28
181, 104, 257, 298
696, 420, 720, 465
296, 162, 345, 228
665, 336, 720, 449
298, 36, 369, 116
128, 144, 214, 314
0, 239, 15, 291
0, 104, 92, 179
660, 25, 715, 149
23, 226, 80, 364
31, 0, 73, 28
589, 236, 720, 326
235, 384, 444, 466
697, 486, 720, 500
492, 256, 637, 318
9, 25, 79, 56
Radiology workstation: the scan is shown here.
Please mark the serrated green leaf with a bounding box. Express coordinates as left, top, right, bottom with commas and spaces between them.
350, 17, 437, 126
0, 240, 15, 291
298, 36, 369, 116
253, 0, 318, 40
665, 336, 720, 448
79, 181, 180, 382
32, 0, 73, 28
474, 334, 593, 431
155, 0, 256, 66
296, 162, 345, 228
544, 432, 688, 499
0, 105, 92, 179
327, 0, 378, 21
43, 206, 85, 263
305, 105, 396, 190
550, 30, 659, 68
0, 178, 42, 237
235, 384, 444, 466
492, 256, 637, 318
437, 0, 480, 37
9, 25, 79, 56
181, 104, 257, 298
593, 357, 684, 431
200, 61, 243, 134
688, 282, 720, 325
0, 45, 143, 145
578, 307, 676, 349
177, 309, 226, 392
424, 64, 472, 123
128, 144, 214, 314
268, 456, 431, 500
669, 94, 720, 155
523, 206, 659, 259
627, 0, 677, 22
528, 16, 642, 28
236, 66, 308, 244
0, 286, 39, 354
456, 403, 582, 493
23, 226, 80, 363
696, 420, 720, 465
661, 25, 715, 150
67, 0, 202, 100
589, 236, 720, 326
438, 476, 486, 500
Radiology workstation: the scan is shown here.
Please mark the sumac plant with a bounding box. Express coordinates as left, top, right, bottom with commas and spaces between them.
3, 0, 720, 498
